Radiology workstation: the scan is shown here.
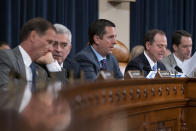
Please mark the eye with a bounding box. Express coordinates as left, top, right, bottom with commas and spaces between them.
53, 41, 58, 47
61, 43, 68, 48
47, 40, 54, 45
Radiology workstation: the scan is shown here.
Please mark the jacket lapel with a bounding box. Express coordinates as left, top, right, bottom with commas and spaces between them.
12, 47, 26, 80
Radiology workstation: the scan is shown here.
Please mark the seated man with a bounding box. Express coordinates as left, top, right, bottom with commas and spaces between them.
0, 17, 65, 88
74, 19, 123, 80
52, 24, 80, 79
0, 41, 10, 49
0, 18, 69, 130
161, 30, 192, 74
125, 29, 167, 77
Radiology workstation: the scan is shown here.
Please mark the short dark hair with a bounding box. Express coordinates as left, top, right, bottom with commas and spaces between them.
20, 17, 56, 42
144, 29, 166, 50
88, 19, 116, 45
172, 30, 192, 47
0, 41, 9, 47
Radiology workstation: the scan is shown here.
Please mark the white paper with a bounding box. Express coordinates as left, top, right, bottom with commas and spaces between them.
182, 51, 196, 77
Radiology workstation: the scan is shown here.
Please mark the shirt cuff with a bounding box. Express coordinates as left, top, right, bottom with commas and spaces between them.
46, 61, 62, 72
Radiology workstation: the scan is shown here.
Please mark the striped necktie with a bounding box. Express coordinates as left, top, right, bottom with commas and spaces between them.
100, 59, 107, 70
30, 62, 36, 92
152, 63, 157, 71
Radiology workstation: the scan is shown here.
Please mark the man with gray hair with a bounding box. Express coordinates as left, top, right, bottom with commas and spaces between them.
52, 24, 80, 79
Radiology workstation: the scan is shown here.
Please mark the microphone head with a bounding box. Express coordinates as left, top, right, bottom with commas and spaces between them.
175, 66, 183, 73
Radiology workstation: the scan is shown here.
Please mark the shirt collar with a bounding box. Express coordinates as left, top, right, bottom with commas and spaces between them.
60, 63, 63, 68
144, 51, 157, 69
173, 53, 184, 68
19, 45, 32, 67
90, 45, 106, 62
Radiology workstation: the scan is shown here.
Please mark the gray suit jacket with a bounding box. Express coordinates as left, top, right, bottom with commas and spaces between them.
74, 45, 123, 80
0, 47, 49, 87
0, 47, 50, 111
161, 54, 177, 74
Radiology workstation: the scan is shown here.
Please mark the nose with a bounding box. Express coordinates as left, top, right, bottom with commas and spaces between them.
113, 37, 117, 45
187, 46, 192, 54
53, 44, 62, 53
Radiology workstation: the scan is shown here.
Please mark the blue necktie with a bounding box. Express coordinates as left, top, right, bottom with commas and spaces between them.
30, 62, 36, 92
100, 59, 107, 70
152, 63, 157, 71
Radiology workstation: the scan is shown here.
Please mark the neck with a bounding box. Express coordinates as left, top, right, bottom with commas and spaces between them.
174, 53, 184, 62
21, 41, 34, 61
145, 51, 157, 63
92, 44, 106, 57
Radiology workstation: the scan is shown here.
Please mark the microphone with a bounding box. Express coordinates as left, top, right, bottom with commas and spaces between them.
175, 65, 183, 73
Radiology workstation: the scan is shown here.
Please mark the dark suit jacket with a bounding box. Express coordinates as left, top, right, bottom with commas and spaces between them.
74, 45, 123, 80
63, 57, 80, 79
125, 53, 166, 77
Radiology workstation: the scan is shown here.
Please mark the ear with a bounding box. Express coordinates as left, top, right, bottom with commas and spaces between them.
145, 41, 151, 50
173, 44, 177, 52
67, 45, 72, 54
29, 31, 38, 42
93, 35, 100, 45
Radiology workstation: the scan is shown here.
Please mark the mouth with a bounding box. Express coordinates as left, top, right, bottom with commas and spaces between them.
110, 47, 114, 50
53, 54, 62, 59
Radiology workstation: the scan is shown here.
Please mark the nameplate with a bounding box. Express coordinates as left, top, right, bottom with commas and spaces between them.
97, 71, 114, 80
124, 70, 144, 79
155, 70, 171, 78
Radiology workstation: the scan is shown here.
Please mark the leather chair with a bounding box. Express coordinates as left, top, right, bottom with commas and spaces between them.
112, 40, 130, 74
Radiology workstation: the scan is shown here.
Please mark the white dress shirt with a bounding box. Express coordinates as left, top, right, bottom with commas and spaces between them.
144, 51, 157, 70
19, 45, 33, 81
18, 46, 33, 112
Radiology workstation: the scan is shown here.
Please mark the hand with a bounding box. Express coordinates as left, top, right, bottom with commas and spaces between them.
36, 52, 55, 64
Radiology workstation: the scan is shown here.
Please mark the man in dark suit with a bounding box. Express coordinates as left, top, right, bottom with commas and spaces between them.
74, 19, 123, 80
125, 29, 167, 77
52, 24, 80, 79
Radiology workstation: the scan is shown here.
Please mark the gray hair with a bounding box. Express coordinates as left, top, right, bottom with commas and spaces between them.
53, 23, 72, 43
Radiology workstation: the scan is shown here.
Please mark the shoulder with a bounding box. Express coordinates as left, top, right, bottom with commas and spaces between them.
0, 49, 15, 63
129, 53, 146, 64
74, 46, 92, 59
161, 54, 175, 65
107, 53, 118, 62
63, 58, 80, 68
157, 61, 166, 70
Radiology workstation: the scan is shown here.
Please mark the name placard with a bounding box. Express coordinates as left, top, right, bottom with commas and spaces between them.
97, 71, 114, 80
155, 70, 170, 78
124, 70, 144, 79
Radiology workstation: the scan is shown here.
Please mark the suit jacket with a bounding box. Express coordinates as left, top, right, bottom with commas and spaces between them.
161, 54, 178, 74
125, 53, 166, 77
63, 57, 80, 79
74, 45, 123, 80
0, 47, 49, 87
0, 46, 66, 112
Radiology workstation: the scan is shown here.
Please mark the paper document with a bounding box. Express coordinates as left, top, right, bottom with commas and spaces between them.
182, 51, 196, 76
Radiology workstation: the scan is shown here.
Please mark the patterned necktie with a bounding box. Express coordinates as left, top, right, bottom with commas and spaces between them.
152, 63, 157, 71
100, 59, 107, 70
30, 62, 36, 92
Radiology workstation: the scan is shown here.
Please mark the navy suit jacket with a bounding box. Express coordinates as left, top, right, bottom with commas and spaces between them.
63, 57, 80, 79
74, 45, 123, 80
125, 53, 166, 77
